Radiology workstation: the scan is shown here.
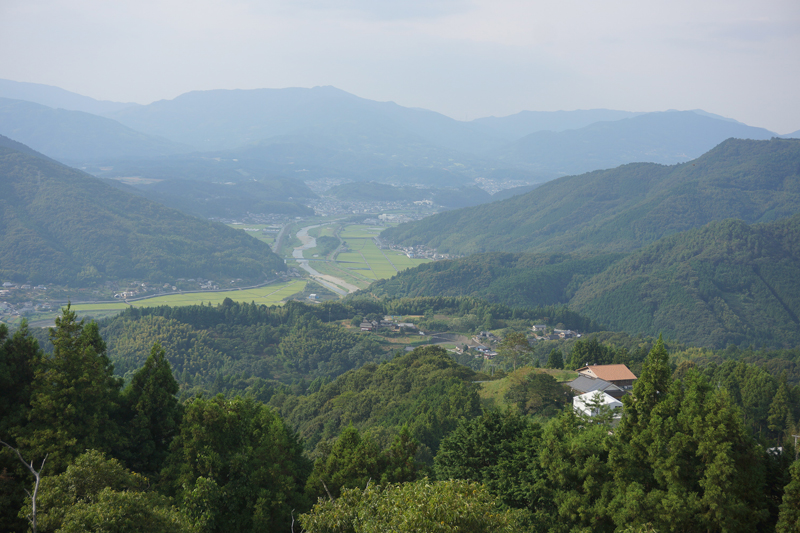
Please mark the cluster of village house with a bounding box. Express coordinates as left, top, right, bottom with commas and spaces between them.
567, 364, 638, 422
531, 324, 581, 340
359, 317, 419, 333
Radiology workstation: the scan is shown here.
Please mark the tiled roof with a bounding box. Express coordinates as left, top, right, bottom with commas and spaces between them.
577, 364, 638, 381
568, 375, 622, 394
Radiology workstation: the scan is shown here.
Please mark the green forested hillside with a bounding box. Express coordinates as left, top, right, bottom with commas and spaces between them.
4, 306, 800, 532
90, 297, 597, 395
0, 141, 285, 285
570, 215, 800, 348
22, 297, 600, 398
365, 215, 800, 349
382, 138, 800, 254
270, 345, 482, 453
362, 252, 624, 307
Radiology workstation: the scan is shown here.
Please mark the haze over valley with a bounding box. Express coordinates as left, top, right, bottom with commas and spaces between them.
2, 1, 800, 531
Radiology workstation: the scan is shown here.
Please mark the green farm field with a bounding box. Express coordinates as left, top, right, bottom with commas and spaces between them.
336, 226, 428, 281
68, 280, 307, 314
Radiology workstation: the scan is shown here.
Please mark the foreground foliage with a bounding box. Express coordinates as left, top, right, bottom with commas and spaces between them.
299, 479, 527, 533
2, 306, 800, 532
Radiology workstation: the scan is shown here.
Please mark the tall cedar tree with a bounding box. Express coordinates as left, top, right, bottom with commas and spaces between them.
777, 459, 800, 533
18, 305, 122, 473
610, 336, 769, 531
121, 342, 182, 477
0, 321, 43, 532
768, 372, 794, 443
545, 348, 563, 369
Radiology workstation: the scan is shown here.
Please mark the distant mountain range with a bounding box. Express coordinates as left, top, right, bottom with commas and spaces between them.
0, 97, 188, 162
0, 78, 137, 115
0, 78, 793, 189
0, 136, 285, 286
492, 111, 776, 175
381, 138, 800, 254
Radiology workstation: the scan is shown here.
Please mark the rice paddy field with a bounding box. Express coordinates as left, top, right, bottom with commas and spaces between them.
336, 225, 429, 281
70, 280, 307, 313
2, 281, 310, 327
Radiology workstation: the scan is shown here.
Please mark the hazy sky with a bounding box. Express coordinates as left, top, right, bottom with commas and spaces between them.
1, 0, 799, 133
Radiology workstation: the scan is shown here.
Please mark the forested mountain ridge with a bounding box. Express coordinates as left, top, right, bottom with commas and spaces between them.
0, 139, 285, 285
366, 214, 800, 349
570, 214, 800, 348
0, 97, 189, 163
361, 252, 625, 307
381, 138, 800, 254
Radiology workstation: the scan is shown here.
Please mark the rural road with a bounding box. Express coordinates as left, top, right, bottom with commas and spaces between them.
293, 224, 360, 296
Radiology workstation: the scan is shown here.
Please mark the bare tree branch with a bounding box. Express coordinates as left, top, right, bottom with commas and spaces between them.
0, 440, 46, 533
322, 480, 334, 501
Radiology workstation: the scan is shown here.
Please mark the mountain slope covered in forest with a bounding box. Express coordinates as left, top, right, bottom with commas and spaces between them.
381, 138, 800, 255
0, 138, 285, 285
366, 214, 800, 349
569, 214, 800, 348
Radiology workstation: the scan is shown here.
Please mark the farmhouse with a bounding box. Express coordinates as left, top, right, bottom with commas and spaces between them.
567, 374, 625, 399
576, 364, 637, 390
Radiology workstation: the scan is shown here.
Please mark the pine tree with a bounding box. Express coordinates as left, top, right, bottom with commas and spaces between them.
0, 321, 43, 532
